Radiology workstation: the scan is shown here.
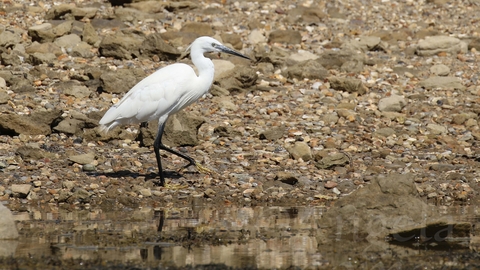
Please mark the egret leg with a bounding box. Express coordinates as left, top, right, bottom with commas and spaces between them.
153, 122, 213, 186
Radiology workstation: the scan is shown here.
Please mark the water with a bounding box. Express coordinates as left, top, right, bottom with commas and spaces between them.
2, 205, 480, 269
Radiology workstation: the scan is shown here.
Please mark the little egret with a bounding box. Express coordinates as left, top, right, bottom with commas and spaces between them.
99, 36, 250, 186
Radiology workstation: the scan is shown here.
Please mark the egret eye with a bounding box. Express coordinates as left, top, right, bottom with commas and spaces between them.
211, 43, 216, 47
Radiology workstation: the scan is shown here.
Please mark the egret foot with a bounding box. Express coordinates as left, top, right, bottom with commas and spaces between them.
177, 161, 215, 175
163, 182, 188, 189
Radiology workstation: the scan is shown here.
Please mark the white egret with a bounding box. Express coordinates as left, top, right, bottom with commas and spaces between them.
99, 36, 250, 186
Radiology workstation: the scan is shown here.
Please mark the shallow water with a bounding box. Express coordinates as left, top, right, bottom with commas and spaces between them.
2, 204, 480, 269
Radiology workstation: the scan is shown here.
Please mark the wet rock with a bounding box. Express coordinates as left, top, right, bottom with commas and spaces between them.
286, 141, 313, 161
0, 204, 18, 239
416, 36, 468, 56
378, 94, 406, 112
11, 184, 31, 198
430, 64, 450, 76
328, 76, 368, 95
139, 111, 205, 147
69, 152, 95, 165
100, 68, 146, 94
315, 153, 349, 169
268, 30, 302, 44
141, 33, 180, 61
99, 31, 145, 59
418, 76, 465, 90
259, 126, 286, 141
284, 60, 329, 80
275, 171, 298, 185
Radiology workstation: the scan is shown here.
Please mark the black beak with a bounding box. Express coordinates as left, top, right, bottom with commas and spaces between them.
218, 45, 251, 60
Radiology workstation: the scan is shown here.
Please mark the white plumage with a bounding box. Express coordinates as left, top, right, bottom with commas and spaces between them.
99, 36, 250, 186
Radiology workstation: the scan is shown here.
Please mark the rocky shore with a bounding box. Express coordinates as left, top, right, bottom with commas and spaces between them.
0, 0, 479, 210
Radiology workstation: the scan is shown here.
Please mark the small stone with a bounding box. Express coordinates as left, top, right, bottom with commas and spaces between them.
324, 181, 338, 189
82, 164, 96, 172
11, 184, 31, 198
204, 188, 216, 198
275, 171, 298, 185
33, 180, 42, 187
63, 181, 76, 190
139, 188, 152, 197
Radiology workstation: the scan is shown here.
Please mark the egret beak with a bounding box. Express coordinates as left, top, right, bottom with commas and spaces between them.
218, 45, 251, 60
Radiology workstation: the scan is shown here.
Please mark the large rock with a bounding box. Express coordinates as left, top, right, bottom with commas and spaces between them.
416, 36, 468, 56
286, 141, 313, 161
284, 59, 329, 80
378, 93, 407, 112
268, 30, 302, 44
0, 204, 18, 239
99, 30, 145, 59
418, 76, 465, 90
138, 110, 205, 147
0, 109, 62, 135
216, 66, 257, 94
140, 33, 180, 61
100, 68, 146, 94
317, 49, 366, 73
328, 76, 368, 95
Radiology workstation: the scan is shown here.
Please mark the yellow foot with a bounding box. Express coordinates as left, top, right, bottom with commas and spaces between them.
177, 161, 215, 176
163, 182, 188, 189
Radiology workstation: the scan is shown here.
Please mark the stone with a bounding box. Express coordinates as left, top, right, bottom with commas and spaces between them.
99, 31, 144, 60
286, 50, 319, 65
268, 30, 302, 44
71, 42, 95, 58
44, 4, 75, 20
82, 22, 100, 46
0, 204, 18, 239
180, 22, 214, 37
316, 153, 349, 169
56, 80, 91, 98
248, 29, 266, 44
328, 76, 368, 95
54, 118, 85, 135
427, 123, 447, 135
378, 94, 406, 112
11, 184, 31, 198
284, 59, 329, 80
0, 30, 22, 50
140, 33, 180, 61
28, 23, 55, 42
16, 145, 54, 160
374, 127, 396, 137
259, 126, 286, 141
275, 171, 298, 185
25, 42, 63, 56
324, 181, 338, 189
28, 52, 57, 65
416, 36, 468, 56
69, 152, 95, 165
100, 68, 146, 94
287, 6, 327, 25
213, 125, 241, 137
418, 76, 465, 90
342, 36, 385, 52
430, 64, 450, 76
212, 59, 236, 81
220, 33, 243, 50
216, 66, 257, 93
318, 49, 365, 73
286, 141, 313, 161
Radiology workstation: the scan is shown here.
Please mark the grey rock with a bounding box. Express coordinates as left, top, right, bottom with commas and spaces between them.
1, 50, 26, 66
54, 34, 81, 50
28, 23, 56, 42
181, 22, 214, 37
418, 76, 465, 90
429, 163, 455, 171
374, 127, 396, 137
268, 30, 302, 44
378, 94, 406, 112
70, 42, 95, 58
28, 52, 57, 65
16, 145, 54, 160
0, 109, 62, 135
427, 123, 447, 135
57, 80, 91, 98
342, 36, 385, 52
69, 152, 95, 165
51, 21, 73, 37
220, 33, 243, 50
139, 110, 205, 147
11, 184, 31, 198
140, 33, 180, 61
54, 118, 85, 135
0, 90, 9, 104
287, 6, 327, 25
321, 113, 339, 124
25, 42, 63, 56
82, 164, 96, 172
416, 36, 468, 56
99, 31, 144, 60
100, 68, 146, 94
44, 4, 75, 20
212, 59, 236, 81
430, 64, 450, 76
0, 30, 22, 51
212, 96, 238, 111
67, 188, 91, 203
114, 7, 164, 23
316, 153, 349, 169
286, 141, 313, 161
62, 180, 76, 190
213, 125, 241, 137
259, 126, 286, 141
71, 7, 98, 19
287, 50, 319, 65
248, 29, 266, 44
318, 49, 365, 73
328, 76, 368, 95
0, 204, 18, 239
82, 22, 100, 46
275, 171, 298, 185
284, 59, 329, 80
216, 66, 257, 93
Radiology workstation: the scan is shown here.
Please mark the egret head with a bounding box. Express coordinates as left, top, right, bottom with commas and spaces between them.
189, 36, 250, 60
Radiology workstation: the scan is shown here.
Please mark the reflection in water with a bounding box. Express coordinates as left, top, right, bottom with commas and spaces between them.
6, 205, 478, 269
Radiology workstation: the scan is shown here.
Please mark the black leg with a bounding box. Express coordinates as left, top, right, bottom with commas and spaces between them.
153, 121, 197, 186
